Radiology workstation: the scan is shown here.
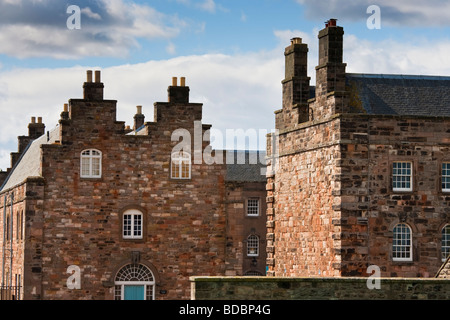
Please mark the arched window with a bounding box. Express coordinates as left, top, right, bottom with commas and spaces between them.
392, 223, 412, 261
114, 264, 155, 300
442, 225, 450, 262
171, 151, 191, 179
247, 235, 259, 257
80, 149, 102, 178
122, 209, 143, 240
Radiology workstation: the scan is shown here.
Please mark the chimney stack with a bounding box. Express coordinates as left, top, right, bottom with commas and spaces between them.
277, 36, 311, 129
316, 19, 346, 95
133, 105, 145, 130
168, 76, 190, 104
83, 70, 104, 101
60, 103, 70, 121
28, 116, 45, 139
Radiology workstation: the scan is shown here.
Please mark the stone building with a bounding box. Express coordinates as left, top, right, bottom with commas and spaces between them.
266, 19, 450, 278
0, 72, 266, 300
225, 151, 267, 277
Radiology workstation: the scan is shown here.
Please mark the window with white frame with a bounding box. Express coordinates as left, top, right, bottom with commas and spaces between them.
247, 235, 259, 257
392, 223, 412, 261
123, 209, 143, 240
442, 163, 450, 192
80, 149, 102, 178
247, 198, 260, 216
392, 162, 412, 192
442, 225, 450, 262
171, 151, 191, 179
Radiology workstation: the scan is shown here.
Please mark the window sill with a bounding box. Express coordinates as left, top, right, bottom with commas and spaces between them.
121, 238, 145, 242
391, 260, 414, 265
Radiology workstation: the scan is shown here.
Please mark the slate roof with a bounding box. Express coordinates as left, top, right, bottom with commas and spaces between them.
225, 150, 267, 182
345, 73, 450, 116
0, 126, 59, 192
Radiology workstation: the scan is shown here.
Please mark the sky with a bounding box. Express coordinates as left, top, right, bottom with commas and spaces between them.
1, 0, 450, 170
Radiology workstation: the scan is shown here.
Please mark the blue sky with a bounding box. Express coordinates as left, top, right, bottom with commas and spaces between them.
1, 0, 450, 170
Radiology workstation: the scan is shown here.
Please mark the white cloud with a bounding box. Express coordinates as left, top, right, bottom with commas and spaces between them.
1, 29, 450, 170
344, 35, 450, 76
0, 0, 188, 59
197, 0, 216, 13
166, 42, 177, 55
81, 7, 102, 20
0, 50, 283, 170
274, 27, 450, 81
297, 0, 450, 26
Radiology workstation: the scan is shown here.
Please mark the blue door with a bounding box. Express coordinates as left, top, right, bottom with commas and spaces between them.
124, 285, 145, 300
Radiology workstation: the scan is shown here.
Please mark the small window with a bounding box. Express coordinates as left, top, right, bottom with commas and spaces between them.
247, 199, 260, 216
392, 162, 412, 192
442, 163, 450, 192
442, 225, 450, 262
16, 211, 20, 241
20, 211, 24, 240
6, 215, 10, 241
81, 149, 102, 178
393, 223, 412, 261
171, 151, 191, 179
123, 210, 143, 240
247, 235, 259, 257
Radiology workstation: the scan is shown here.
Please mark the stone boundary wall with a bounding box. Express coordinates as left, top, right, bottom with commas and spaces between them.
190, 276, 450, 300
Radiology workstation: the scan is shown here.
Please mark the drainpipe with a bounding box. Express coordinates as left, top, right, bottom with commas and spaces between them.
2, 195, 6, 288
9, 192, 13, 289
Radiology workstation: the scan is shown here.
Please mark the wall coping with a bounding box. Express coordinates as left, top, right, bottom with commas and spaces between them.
190, 276, 450, 283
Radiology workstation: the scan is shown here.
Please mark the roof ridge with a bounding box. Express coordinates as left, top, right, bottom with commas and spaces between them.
347, 73, 450, 81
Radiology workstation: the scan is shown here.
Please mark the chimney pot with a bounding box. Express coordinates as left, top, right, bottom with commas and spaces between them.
95, 70, 101, 83
172, 77, 178, 87
64, 104, 69, 112
31, 117, 36, 124
291, 37, 302, 45
136, 105, 142, 115
87, 70, 93, 83
180, 77, 186, 87
327, 19, 337, 27
38, 117, 42, 124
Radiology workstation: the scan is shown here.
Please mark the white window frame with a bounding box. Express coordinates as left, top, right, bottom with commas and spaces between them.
442, 225, 450, 262
392, 223, 413, 262
114, 264, 155, 300
122, 209, 143, 240
247, 234, 259, 257
114, 282, 155, 300
392, 162, 412, 192
80, 149, 102, 178
246, 198, 260, 217
171, 151, 191, 180
442, 163, 450, 192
